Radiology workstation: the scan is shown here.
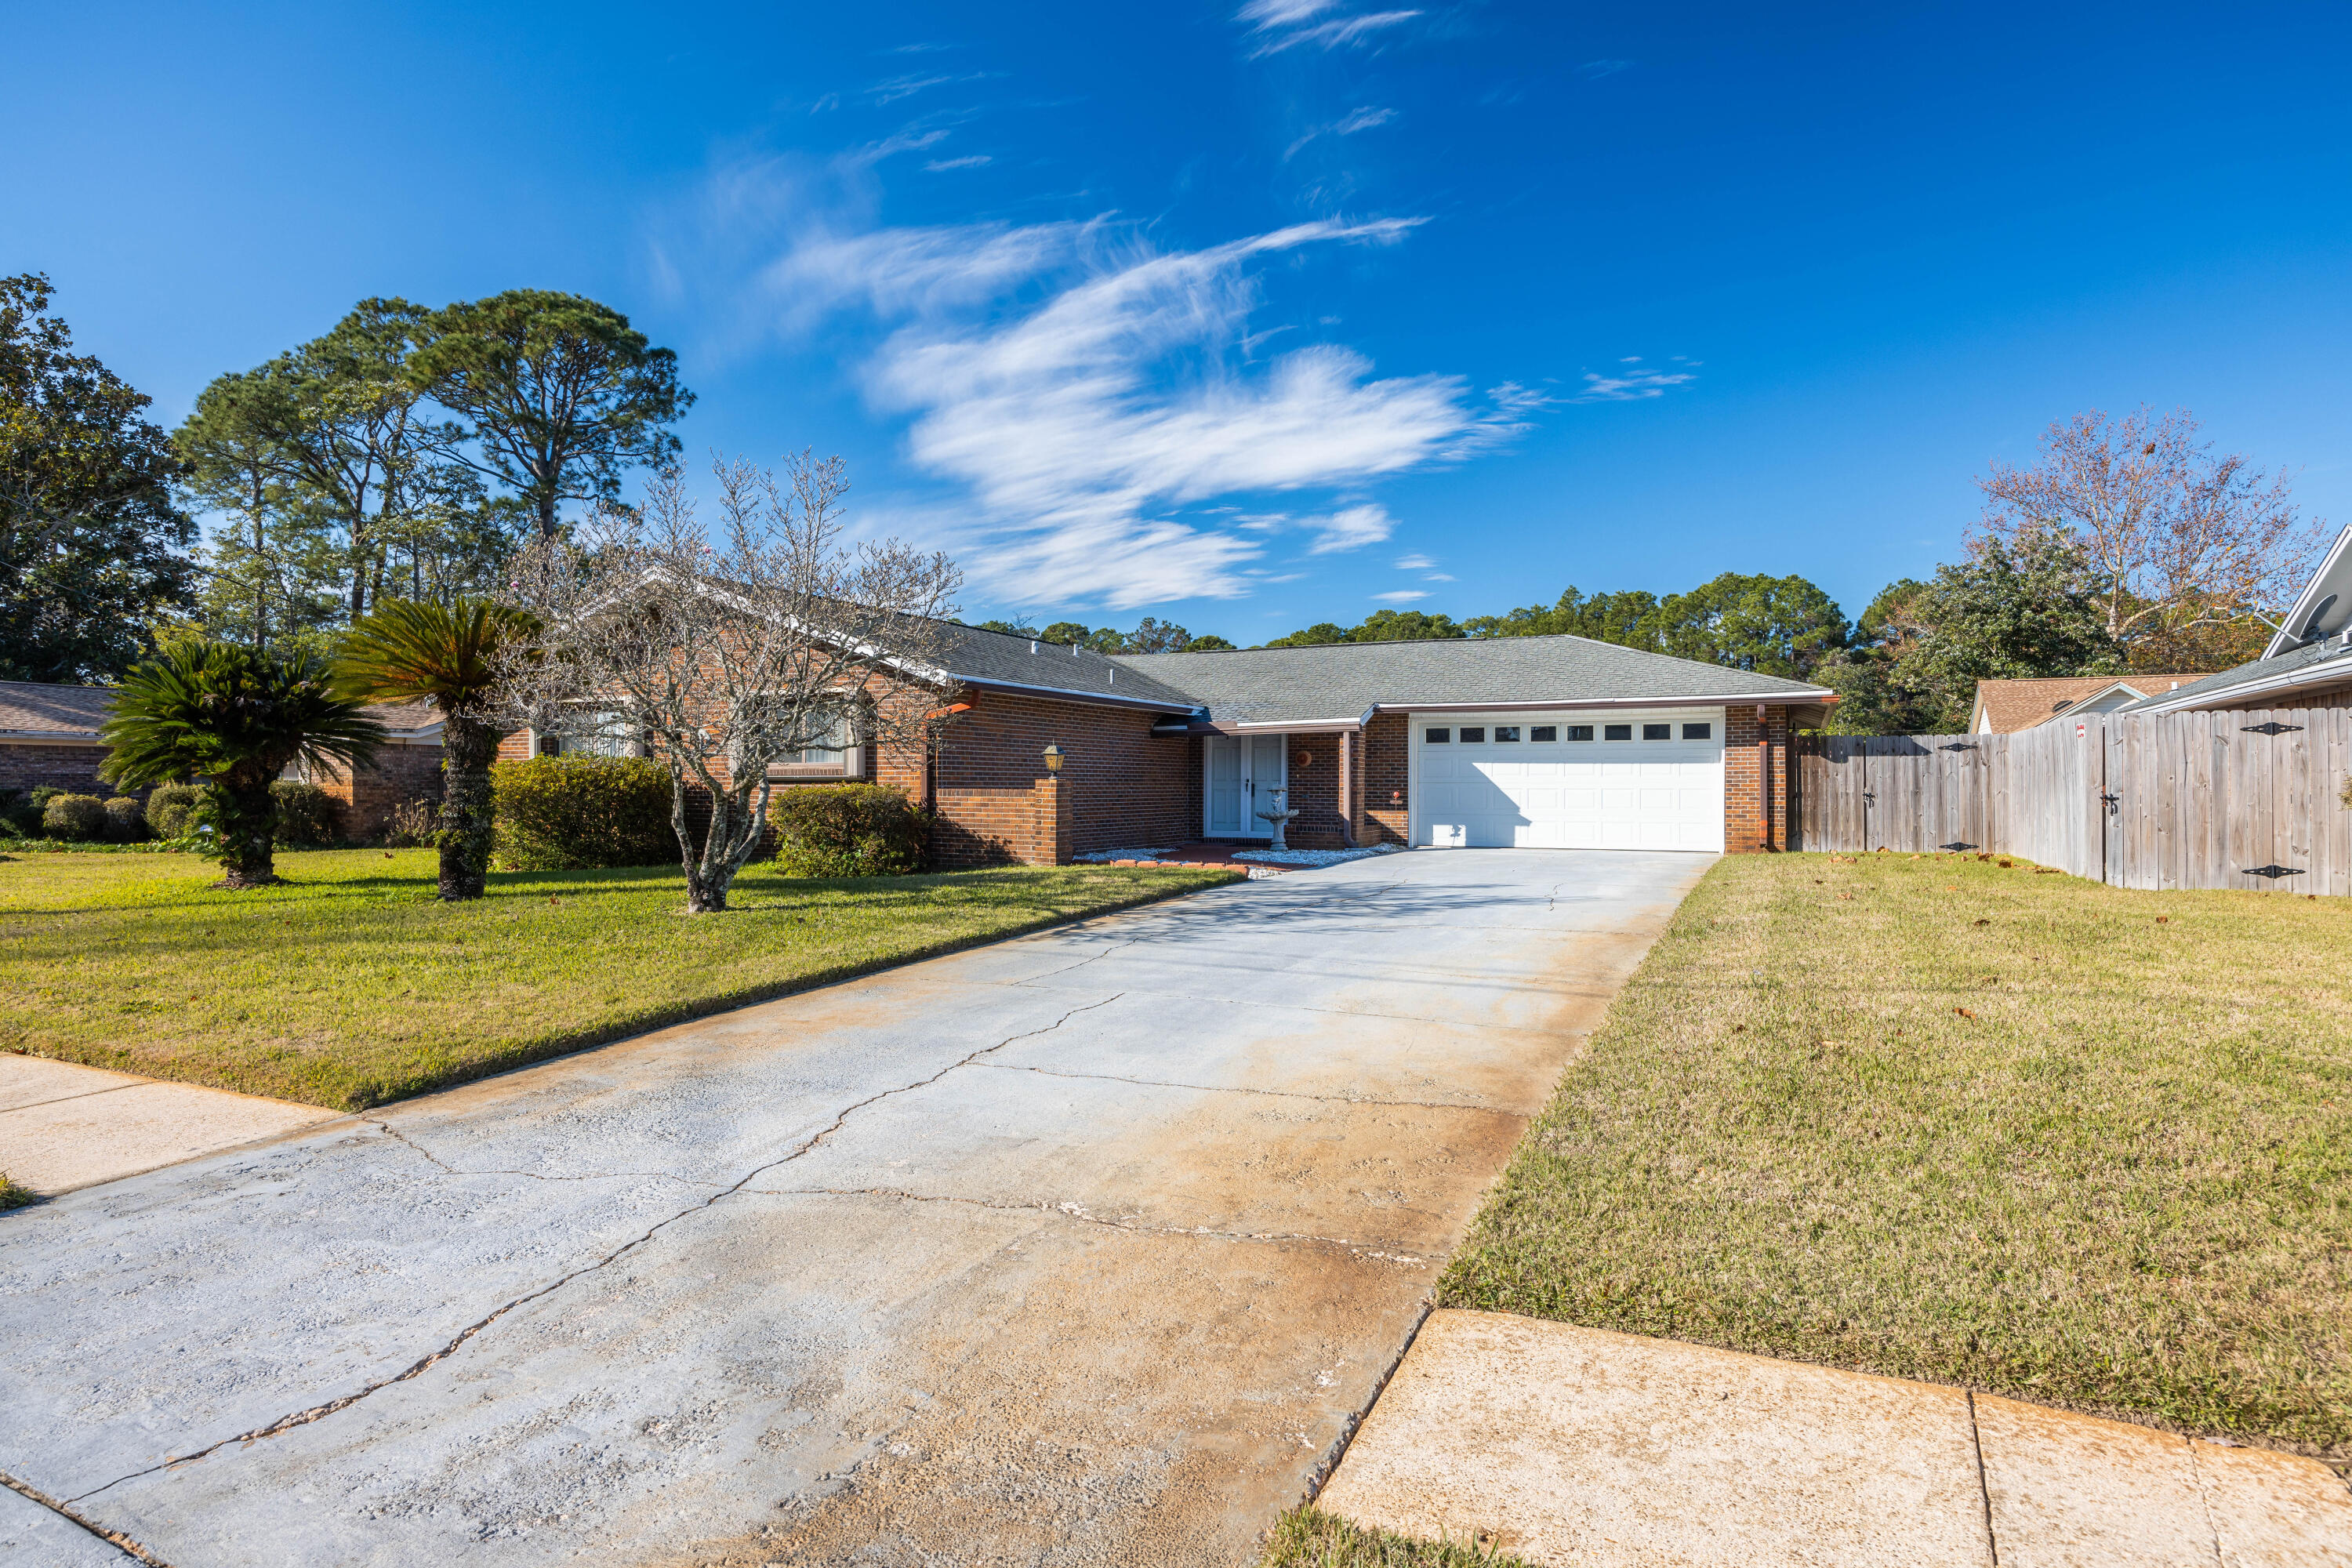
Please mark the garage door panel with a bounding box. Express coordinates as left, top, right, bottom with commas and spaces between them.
1414, 710, 1724, 852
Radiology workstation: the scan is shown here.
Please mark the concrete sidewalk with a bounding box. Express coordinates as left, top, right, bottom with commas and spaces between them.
1318, 1310, 2352, 1567
0, 1054, 340, 1196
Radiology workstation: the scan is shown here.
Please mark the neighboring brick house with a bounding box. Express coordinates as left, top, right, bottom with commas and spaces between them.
1967, 675, 2201, 734
0, 680, 445, 840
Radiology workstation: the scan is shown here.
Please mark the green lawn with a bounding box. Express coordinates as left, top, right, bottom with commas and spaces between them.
0, 848, 1235, 1110
1438, 851, 2352, 1454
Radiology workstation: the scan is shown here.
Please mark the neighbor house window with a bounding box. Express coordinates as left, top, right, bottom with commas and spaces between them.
1459, 727, 1486, 742
1530, 726, 1558, 742
1642, 723, 1672, 740
1682, 722, 1711, 739
1494, 725, 1521, 742
1566, 725, 1594, 741
1425, 727, 1450, 743
1604, 724, 1633, 740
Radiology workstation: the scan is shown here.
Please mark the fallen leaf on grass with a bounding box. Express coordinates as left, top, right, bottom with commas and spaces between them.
1998, 859, 2014, 868
1973, 918, 1990, 927
2155, 915, 2169, 924
1955, 1007, 1975, 1018
1837, 892, 1853, 901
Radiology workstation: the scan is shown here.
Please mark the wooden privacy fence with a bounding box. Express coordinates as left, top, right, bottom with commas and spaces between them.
1791, 708, 2352, 895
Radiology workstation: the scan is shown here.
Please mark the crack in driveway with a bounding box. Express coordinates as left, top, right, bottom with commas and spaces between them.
0, 1468, 167, 1565
747, 1184, 1434, 1265
975, 1060, 1530, 1117
62, 994, 1127, 1511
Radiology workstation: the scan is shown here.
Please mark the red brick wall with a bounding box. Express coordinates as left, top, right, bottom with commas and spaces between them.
311, 745, 447, 843
0, 742, 119, 799
1361, 712, 1410, 845
1276, 735, 1350, 849
1723, 704, 1791, 852
928, 690, 1194, 865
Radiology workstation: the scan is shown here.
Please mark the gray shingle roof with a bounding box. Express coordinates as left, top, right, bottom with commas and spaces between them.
938, 625, 1200, 709
2119, 638, 2352, 713
1118, 635, 1830, 726
0, 681, 442, 739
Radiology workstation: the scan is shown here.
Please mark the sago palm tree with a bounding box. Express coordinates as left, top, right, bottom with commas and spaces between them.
336, 597, 537, 901
100, 641, 387, 889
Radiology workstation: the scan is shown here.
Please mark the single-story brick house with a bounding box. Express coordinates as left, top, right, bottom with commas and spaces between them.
1967, 674, 2201, 734
7, 626, 1834, 862
0, 679, 446, 838
509, 625, 1834, 865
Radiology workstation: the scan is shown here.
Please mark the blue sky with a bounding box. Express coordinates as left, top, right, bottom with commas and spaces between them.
7, 2, 2349, 641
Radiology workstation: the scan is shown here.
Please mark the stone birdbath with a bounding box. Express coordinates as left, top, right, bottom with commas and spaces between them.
1254, 786, 1301, 851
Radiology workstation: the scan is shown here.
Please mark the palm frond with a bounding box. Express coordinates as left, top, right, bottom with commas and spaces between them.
336, 597, 539, 717
100, 640, 389, 789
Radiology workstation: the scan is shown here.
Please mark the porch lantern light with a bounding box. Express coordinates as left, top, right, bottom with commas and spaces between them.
1042, 743, 1065, 774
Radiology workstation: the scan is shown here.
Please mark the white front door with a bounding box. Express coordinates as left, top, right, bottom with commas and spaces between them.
1411, 710, 1726, 851
1203, 735, 1288, 837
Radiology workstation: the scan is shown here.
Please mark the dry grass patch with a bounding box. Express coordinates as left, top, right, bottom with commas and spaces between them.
1439, 851, 2352, 1454
0, 848, 1235, 1110
1258, 1508, 1532, 1567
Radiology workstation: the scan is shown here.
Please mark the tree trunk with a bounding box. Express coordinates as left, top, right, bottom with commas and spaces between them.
211, 781, 279, 889
436, 713, 499, 901
673, 775, 771, 913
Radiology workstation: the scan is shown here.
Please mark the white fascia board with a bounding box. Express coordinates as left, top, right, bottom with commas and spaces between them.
2130, 659, 2352, 714
2267, 523, 2352, 658
1374, 691, 1829, 713
0, 731, 103, 744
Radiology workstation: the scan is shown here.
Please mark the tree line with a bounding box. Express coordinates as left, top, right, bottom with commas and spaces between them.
1, 273, 688, 684
998, 408, 2321, 735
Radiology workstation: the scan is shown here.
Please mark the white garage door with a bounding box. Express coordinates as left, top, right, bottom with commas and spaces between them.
1411, 710, 1726, 851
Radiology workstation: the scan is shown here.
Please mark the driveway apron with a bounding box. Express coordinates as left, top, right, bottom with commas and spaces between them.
0, 849, 1708, 1568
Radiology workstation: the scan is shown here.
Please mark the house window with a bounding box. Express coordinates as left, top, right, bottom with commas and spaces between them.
1425, 727, 1450, 743
1530, 726, 1558, 742
538, 711, 633, 758
1494, 725, 1521, 742
1683, 722, 1712, 739
1642, 723, 1672, 740
1566, 725, 1594, 741
1604, 724, 1633, 741
1459, 727, 1486, 742
770, 702, 864, 779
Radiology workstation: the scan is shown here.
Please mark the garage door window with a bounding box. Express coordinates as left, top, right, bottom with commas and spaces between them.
1566, 724, 1593, 741
1683, 722, 1711, 739
1530, 725, 1557, 742
1460, 727, 1486, 742
1494, 725, 1520, 742
1425, 727, 1450, 742
1605, 724, 1632, 740
1642, 723, 1672, 739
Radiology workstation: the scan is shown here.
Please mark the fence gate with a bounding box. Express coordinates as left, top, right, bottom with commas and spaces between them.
1791, 709, 2352, 894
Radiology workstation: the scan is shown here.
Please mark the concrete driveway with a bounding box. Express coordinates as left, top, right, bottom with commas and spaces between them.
1, 848, 1709, 1568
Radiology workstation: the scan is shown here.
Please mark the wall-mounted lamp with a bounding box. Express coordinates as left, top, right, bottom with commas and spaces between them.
1042, 743, 1065, 774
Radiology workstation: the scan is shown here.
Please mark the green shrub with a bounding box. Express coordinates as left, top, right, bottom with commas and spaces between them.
42, 793, 108, 840
270, 781, 343, 847
103, 796, 148, 841
771, 784, 929, 877
491, 755, 674, 870
2, 786, 61, 837
146, 782, 201, 839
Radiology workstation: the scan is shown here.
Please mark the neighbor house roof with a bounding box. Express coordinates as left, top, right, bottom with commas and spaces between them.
2118, 637, 2352, 715
1968, 675, 2201, 734
0, 681, 445, 744
1120, 634, 1831, 728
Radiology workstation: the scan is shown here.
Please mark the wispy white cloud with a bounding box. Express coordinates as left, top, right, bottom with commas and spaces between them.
1301, 503, 1396, 554
655, 158, 1541, 607
868, 71, 994, 104
1286, 103, 1399, 158
1567, 358, 1698, 404
1238, 0, 1421, 57
1578, 59, 1633, 79
1392, 552, 1436, 569
1424, 572, 1456, 581
1373, 589, 1430, 602
923, 154, 993, 172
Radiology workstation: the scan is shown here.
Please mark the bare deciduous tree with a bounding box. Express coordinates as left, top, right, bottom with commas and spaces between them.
1976, 407, 2322, 667
500, 452, 960, 913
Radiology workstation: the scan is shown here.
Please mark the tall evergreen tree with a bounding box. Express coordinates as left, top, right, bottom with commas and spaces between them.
0, 273, 195, 682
